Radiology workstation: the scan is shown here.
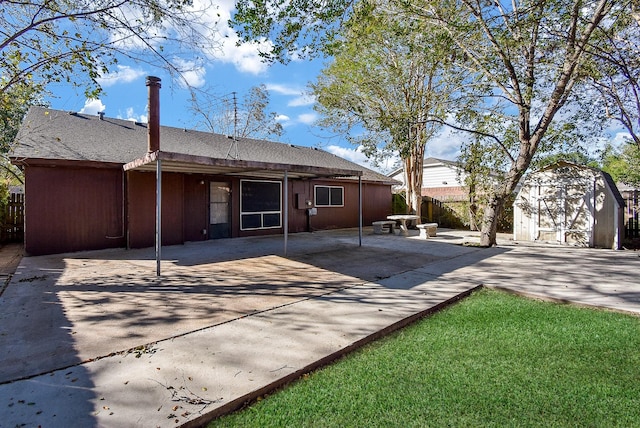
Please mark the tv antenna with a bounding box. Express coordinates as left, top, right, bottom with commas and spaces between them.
226, 91, 239, 159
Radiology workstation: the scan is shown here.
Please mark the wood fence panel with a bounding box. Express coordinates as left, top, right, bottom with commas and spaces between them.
420, 196, 467, 229
623, 190, 639, 239
2, 193, 24, 243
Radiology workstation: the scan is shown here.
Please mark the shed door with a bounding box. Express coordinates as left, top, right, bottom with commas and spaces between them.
536, 183, 592, 246
209, 182, 230, 239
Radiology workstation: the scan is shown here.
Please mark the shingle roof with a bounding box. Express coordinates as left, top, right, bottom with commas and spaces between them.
11, 107, 396, 184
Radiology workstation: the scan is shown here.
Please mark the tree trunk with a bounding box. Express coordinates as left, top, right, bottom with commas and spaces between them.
468, 181, 478, 231
479, 192, 506, 246
403, 156, 423, 221
402, 124, 426, 223
479, 152, 530, 246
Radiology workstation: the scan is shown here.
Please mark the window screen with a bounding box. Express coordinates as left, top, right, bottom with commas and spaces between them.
240, 180, 282, 230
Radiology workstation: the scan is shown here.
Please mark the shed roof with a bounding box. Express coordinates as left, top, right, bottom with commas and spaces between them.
11, 107, 397, 184
528, 161, 625, 208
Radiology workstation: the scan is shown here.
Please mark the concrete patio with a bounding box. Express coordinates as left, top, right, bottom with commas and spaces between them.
1, 228, 638, 427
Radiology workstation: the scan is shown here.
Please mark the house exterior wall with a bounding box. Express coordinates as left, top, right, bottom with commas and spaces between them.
139, 172, 387, 245
126, 171, 185, 249
390, 163, 465, 189
24, 165, 125, 255
391, 162, 469, 204
305, 180, 391, 230
22, 165, 393, 255
284, 179, 392, 233
183, 174, 209, 242
421, 186, 467, 201
422, 166, 465, 188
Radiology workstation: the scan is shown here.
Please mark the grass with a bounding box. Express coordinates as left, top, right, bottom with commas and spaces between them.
209, 289, 640, 427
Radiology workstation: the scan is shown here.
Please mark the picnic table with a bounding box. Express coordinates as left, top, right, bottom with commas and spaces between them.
387, 214, 420, 236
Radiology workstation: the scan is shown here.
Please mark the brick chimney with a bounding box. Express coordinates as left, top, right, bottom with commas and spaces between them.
146, 76, 161, 153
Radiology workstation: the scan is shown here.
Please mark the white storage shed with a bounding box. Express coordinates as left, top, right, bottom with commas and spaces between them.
513, 161, 625, 249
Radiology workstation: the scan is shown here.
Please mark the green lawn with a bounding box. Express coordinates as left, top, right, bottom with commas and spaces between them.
209, 288, 640, 427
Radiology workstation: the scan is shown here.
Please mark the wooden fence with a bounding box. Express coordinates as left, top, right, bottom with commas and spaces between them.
623, 190, 639, 240
1, 193, 24, 243
420, 196, 467, 229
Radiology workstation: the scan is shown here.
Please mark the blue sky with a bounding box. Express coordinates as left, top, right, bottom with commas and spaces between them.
40, 1, 629, 175
41, 1, 464, 175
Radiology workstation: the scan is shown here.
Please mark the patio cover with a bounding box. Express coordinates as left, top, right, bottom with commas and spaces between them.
123, 150, 364, 275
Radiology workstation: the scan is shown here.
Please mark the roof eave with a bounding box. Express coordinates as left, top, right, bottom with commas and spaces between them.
123, 151, 363, 180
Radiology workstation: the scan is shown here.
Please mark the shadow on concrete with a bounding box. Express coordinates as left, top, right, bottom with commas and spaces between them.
0, 251, 97, 426
0, 229, 507, 385
1, 228, 638, 427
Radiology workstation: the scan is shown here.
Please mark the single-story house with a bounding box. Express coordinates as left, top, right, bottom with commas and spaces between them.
513, 161, 625, 249
11, 92, 396, 256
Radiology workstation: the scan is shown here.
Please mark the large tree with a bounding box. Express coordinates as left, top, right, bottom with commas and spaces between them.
233, 0, 630, 246
581, 8, 640, 149
1, 0, 221, 99
310, 1, 462, 219
412, 0, 626, 246
0, 76, 43, 183
601, 141, 640, 187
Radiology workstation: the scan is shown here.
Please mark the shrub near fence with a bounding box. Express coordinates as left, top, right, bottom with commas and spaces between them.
2, 193, 24, 243
421, 196, 467, 229
392, 193, 514, 232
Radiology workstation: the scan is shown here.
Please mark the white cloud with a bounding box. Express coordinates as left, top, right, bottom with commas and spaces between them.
96, 65, 146, 87
117, 107, 147, 124
611, 131, 632, 146
424, 121, 467, 161
325, 144, 395, 174
104, 0, 271, 76
327, 145, 369, 165
173, 58, 206, 88
265, 83, 315, 107
265, 83, 304, 96
194, 0, 272, 75
275, 114, 291, 123
218, 40, 272, 75
288, 94, 315, 107
298, 112, 318, 125
79, 99, 106, 115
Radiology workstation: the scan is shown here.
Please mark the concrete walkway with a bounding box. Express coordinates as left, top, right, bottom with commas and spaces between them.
1, 229, 639, 427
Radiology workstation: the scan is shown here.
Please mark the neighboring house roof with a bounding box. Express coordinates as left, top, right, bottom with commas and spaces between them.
423, 157, 461, 168
11, 107, 397, 185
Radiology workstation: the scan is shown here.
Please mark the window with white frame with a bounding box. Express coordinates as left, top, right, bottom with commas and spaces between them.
315, 185, 344, 207
240, 180, 282, 230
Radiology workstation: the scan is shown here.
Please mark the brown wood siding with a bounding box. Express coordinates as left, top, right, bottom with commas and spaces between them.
362, 182, 394, 224
24, 165, 393, 255
183, 175, 209, 242
126, 171, 184, 248
288, 180, 312, 233
308, 180, 392, 231
24, 166, 125, 255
